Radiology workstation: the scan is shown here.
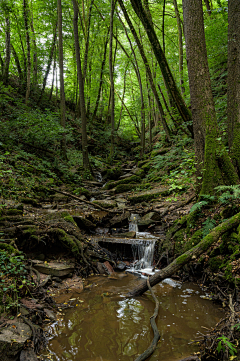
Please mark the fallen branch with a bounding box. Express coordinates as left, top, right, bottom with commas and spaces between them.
127, 212, 240, 297
134, 277, 160, 361
50, 188, 118, 213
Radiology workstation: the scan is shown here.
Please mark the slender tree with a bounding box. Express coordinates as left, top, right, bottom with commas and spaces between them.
109, 0, 116, 159
23, 0, 31, 103
72, 0, 91, 172
3, 14, 11, 84
57, 0, 67, 158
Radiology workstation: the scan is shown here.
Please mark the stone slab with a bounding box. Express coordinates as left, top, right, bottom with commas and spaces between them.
32, 260, 75, 277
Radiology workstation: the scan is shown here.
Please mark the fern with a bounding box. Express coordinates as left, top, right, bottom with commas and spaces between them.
202, 217, 217, 238
190, 201, 209, 213
215, 185, 240, 204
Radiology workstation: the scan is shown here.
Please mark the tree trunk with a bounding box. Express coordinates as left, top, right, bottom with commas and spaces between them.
83, 0, 94, 83
182, 0, 238, 195
3, 15, 11, 85
109, 0, 116, 160
49, 46, 57, 101
204, 0, 211, 15
39, 20, 58, 104
23, 0, 31, 103
173, 0, 185, 95
162, 0, 166, 53
129, 0, 193, 136
72, 0, 91, 172
10, 44, 22, 82
57, 0, 67, 158
118, 0, 172, 141
127, 211, 240, 297
227, 0, 240, 175
30, 2, 38, 87
92, 29, 109, 120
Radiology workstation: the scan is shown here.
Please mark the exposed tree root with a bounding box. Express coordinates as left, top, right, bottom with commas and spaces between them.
127, 212, 240, 297
134, 277, 160, 361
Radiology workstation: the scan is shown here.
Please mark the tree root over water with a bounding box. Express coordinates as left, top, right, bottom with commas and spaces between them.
127, 211, 240, 297
134, 277, 160, 361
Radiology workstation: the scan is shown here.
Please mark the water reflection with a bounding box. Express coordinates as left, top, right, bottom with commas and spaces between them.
42, 274, 224, 361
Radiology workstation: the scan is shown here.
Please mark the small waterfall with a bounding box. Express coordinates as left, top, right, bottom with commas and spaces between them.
129, 214, 140, 232
131, 240, 156, 270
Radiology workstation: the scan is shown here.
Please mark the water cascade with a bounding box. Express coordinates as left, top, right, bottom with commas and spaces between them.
128, 214, 158, 277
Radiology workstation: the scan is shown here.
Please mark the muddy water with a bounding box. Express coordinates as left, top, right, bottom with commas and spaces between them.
43, 274, 224, 361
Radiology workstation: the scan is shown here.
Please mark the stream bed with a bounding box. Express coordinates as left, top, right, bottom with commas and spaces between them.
42, 273, 224, 361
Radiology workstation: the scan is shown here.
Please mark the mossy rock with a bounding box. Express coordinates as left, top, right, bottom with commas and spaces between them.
4, 208, 23, 216
72, 187, 91, 199
151, 147, 171, 157
104, 166, 122, 181
92, 199, 117, 209
114, 183, 138, 194
141, 162, 152, 172
19, 197, 40, 207
0, 243, 19, 254
104, 175, 142, 190
133, 168, 145, 177
128, 187, 169, 204
138, 159, 150, 168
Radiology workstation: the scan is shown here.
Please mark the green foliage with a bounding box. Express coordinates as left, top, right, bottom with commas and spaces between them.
215, 185, 240, 204
0, 250, 33, 313
216, 335, 237, 356
190, 195, 216, 213
202, 217, 217, 238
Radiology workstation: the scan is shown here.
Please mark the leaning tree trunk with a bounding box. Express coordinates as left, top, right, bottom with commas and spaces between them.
57, 0, 67, 158
227, 0, 240, 175
127, 212, 240, 297
129, 0, 193, 136
118, 0, 172, 141
72, 0, 91, 172
182, 0, 238, 195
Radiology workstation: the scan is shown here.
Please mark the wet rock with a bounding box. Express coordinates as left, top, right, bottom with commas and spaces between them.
32, 260, 75, 277
52, 276, 62, 283
115, 231, 136, 238
44, 308, 56, 321
115, 261, 127, 270
92, 200, 117, 209
0, 322, 32, 361
103, 261, 114, 274
109, 211, 130, 228
20, 348, 38, 361
138, 212, 161, 228
97, 262, 106, 274
73, 216, 96, 230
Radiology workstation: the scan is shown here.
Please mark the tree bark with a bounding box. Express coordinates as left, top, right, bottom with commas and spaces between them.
39, 20, 58, 104
23, 0, 31, 103
92, 29, 109, 120
109, 0, 116, 159
72, 0, 91, 172
173, 0, 185, 95
227, 0, 240, 175
127, 211, 240, 297
182, 0, 238, 194
129, 0, 193, 136
57, 0, 67, 158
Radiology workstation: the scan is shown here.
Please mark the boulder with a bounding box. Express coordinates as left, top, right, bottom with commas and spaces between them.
109, 211, 130, 227
73, 216, 96, 230
92, 200, 117, 209
115, 231, 136, 238
138, 212, 161, 227
128, 187, 169, 204
0, 322, 32, 361
20, 348, 38, 361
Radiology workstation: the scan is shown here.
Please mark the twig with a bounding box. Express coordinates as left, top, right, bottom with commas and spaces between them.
134, 277, 160, 361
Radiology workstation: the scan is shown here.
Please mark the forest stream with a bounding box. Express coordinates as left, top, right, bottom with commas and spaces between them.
41, 273, 224, 361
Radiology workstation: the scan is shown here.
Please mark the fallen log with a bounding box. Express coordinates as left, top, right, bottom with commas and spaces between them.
127, 212, 240, 297
50, 188, 118, 213
134, 277, 160, 361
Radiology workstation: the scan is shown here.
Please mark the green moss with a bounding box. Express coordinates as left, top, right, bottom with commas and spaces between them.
73, 187, 90, 198
49, 228, 80, 257
0, 243, 18, 254
64, 215, 77, 226
22, 226, 37, 235
114, 183, 138, 194
209, 256, 222, 272
141, 162, 152, 172
104, 175, 142, 190
176, 254, 189, 265
5, 208, 23, 216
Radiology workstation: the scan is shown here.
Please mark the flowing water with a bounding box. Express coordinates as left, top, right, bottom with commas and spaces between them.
42, 274, 224, 361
